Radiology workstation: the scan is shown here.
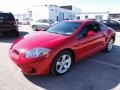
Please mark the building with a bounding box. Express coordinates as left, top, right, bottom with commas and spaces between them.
109, 13, 120, 20
60, 5, 81, 15
29, 5, 81, 22
75, 12, 109, 20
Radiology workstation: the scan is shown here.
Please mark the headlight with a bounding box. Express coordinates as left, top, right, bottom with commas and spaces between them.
25, 48, 51, 58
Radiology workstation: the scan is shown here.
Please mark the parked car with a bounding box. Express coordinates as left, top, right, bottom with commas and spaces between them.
0, 12, 19, 36
18, 19, 32, 25
9, 20, 115, 76
117, 19, 120, 23
30, 19, 54, 31
100, 20, 120, 31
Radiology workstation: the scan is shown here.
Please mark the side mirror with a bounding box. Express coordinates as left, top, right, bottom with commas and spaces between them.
87, 30, 96, 36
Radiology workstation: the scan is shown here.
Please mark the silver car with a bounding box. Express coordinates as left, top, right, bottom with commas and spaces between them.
30, 19, 54, 31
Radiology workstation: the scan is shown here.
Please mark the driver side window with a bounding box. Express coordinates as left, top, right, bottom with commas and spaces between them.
77, 25, 89, 38
77, 23, 100, 38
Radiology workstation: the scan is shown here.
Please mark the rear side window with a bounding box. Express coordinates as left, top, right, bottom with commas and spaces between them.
110, 20, 118, 24
100, 20, 107, 24
0, 13, 15, 21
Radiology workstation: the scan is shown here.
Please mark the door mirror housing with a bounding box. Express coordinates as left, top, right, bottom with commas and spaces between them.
87, 30, 96, 36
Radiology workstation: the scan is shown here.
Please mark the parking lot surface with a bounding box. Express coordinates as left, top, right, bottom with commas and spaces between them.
0, 25, 120, 90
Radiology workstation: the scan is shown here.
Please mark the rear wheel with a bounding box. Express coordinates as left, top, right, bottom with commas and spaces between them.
12, 30, 19, 37
105, 38, 114, 52
51, 50, 73, 76
32, 25, 37, 31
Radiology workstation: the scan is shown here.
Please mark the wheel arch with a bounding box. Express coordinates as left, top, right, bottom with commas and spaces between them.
54, 48, 75, 62
50, 48, 75, 75
111, 35, 115, 43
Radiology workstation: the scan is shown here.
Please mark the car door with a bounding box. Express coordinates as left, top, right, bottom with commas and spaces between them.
74, 22, 106, 61
36, 19, 50, 29
38, 19, 51, 29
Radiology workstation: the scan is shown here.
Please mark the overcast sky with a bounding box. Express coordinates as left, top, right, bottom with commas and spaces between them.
0, 0, 120, 14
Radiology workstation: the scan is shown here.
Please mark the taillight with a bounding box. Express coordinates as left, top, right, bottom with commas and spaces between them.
11, 21, 17, 27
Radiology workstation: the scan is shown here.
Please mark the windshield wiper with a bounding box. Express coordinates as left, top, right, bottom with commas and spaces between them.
48, 31, 69, 36
48, 31, 59, 34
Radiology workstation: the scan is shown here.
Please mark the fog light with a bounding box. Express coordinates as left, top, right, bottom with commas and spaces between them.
28, 68, 36, 74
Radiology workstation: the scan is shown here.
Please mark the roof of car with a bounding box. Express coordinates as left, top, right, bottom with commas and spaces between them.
63, 20, 97, 23
0, 11, 13, 14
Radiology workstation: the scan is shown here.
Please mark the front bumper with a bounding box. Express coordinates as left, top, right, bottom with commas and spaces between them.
9, 50, 52, 75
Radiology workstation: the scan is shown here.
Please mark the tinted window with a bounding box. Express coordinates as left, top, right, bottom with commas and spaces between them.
86, 23, 100, 32
77, 22, 100, 38
47, 22, 81, 35
0, 13, 15, 21
77, 27, 89, 38
49, 19, 54, 23
99, 23, 107, 31
101, 20, 107, 24
110, 20, 118, 24
36, 19, 49, 23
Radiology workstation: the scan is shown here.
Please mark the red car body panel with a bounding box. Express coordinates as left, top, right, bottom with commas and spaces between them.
12, 31, 69, 50
9, 20, 116, 75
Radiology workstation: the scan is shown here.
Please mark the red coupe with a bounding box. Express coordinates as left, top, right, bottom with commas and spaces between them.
9, 20, 116, 76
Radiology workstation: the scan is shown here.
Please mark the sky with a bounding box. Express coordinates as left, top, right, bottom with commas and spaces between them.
0, 0, 120, 14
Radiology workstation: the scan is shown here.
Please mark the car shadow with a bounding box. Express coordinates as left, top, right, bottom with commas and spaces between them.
25, 45, 120, 90
0, 31, 29, 43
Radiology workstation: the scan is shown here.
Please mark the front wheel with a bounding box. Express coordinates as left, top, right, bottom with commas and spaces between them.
51, 51, 73, 76
27, 22, 30, 25
105, 38, 114, 52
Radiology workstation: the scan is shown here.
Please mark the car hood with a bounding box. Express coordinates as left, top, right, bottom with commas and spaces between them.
13, 31, 69, 51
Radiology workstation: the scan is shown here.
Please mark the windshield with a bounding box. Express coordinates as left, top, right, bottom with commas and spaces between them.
36, 19, 49, 23
47, 22, 81, 36
0, 13, 15, 21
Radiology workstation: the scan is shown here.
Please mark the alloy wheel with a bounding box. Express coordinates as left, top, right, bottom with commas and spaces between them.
56, 54, 72, 74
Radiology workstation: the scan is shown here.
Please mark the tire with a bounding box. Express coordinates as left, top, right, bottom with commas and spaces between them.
51, 50, 73, 76
104, 38, 114, 52
18, 22, 22, 25
32, 25, 37, 31
13, 30, 19, 37
27, 22, 30, 25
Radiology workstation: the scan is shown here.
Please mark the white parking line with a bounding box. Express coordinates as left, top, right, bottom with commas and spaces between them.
90, 59, 120, 69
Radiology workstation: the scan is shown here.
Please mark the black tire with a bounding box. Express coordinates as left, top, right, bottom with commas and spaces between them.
51, 50, 73, 76
32, 25, 37, 31
27, 22, 30, 25
18, 22, 22, 25
104, 38, 114, 52
13, 30, 19, 37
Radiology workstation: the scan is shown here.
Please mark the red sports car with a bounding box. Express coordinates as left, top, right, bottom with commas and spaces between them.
9, 20, 116, 76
